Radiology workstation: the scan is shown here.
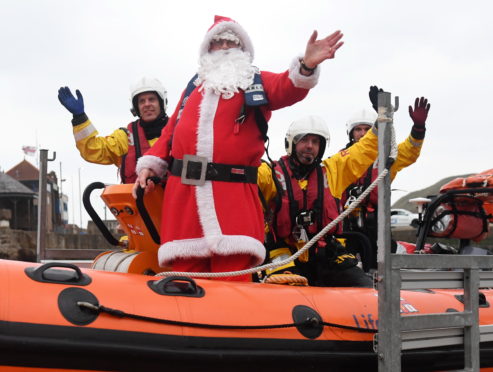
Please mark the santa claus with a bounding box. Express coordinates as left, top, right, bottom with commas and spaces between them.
134, 15, 343, 281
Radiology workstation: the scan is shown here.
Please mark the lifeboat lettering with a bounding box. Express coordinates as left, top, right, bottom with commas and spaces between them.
400, 297, 419, 313
352, 313, 377, 330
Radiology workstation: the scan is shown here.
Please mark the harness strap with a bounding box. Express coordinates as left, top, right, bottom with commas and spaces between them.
170, 158, 257, 184
133, 121, 142, 160
260, 160, 283, 250
120, 122, 141, 184
362, 164, 374, 192
267, 161, 284, 215
278, 159, 299, 228
315, 165, 324, 230
120, 153, 127, 183
176, 74, 199, 125
253, 106, 269, 142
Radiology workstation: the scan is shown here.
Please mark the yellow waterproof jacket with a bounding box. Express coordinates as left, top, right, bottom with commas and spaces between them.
340, 133, 424, 208
390, 134, 424, 180
72, 119, 158, 167
258, 128, 379, 204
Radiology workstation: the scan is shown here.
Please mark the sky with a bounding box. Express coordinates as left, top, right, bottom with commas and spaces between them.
1, 0, 492, 227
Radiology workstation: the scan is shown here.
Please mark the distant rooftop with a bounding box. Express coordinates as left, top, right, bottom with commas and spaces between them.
0, 172, 35, 196
6, 159, 39, 181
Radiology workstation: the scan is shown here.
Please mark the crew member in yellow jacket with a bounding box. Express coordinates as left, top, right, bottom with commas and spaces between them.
57, 77, 169, 183
342, 86, 430, 269
257, 115, 379, 287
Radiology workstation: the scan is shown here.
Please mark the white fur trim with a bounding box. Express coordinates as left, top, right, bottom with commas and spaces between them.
200, 21, 254, 60
288, 55, 320, 89
158, 238, 210, 266
158, 235, 266, 267
211, 235, 266, 266
196, 90, 217, 161
213, 30, 240, 45
195, 90, 223, 244
136, 155, 168, 178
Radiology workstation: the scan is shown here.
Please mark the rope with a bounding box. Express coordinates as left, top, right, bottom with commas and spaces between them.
154, 167, 390, 279
264, 273, 309, 286
77, 301, 376, 333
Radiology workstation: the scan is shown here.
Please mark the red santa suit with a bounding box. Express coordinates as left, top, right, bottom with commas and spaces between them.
136, 16, 320, 279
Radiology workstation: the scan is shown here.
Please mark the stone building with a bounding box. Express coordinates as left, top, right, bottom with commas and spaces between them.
0, 171, 36, 230
5, 159, 65, 232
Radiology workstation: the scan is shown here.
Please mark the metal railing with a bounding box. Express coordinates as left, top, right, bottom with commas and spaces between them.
375, 91, 489, 372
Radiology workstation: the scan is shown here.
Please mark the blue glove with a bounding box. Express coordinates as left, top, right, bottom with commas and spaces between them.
58, 87, 85, 115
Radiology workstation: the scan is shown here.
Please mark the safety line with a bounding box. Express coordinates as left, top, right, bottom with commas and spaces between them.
77, 301, 377, 333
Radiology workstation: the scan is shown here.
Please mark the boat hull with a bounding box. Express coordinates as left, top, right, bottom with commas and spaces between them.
1, 259, 493, 371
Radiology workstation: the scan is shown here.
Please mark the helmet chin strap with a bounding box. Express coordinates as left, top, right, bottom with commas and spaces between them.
289, 153, 320, 180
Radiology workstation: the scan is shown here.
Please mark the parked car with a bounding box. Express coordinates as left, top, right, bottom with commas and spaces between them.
390, 208, 419, 227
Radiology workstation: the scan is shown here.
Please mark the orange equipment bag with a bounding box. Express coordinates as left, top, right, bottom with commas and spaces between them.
430, 194, 490, 242
440, 169, 493, 222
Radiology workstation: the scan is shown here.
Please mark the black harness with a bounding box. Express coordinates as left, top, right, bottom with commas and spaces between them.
277, 159, 325, 234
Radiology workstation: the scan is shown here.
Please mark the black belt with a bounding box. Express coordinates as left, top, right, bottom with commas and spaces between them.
170, 156, 257, 185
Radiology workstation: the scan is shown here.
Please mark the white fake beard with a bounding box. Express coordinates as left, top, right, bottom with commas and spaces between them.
197, 49, 256, 99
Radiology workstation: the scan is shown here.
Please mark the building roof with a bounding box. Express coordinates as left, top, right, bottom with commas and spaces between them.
0, 172, 35, 195
6, 159, 39, 181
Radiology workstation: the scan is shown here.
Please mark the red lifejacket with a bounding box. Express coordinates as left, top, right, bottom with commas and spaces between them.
120, 120, 152, 184
271, 156, 341, 240
342, 165, 378, 211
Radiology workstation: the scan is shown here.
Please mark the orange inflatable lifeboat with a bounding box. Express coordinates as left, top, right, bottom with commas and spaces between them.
2, 182, 493, 371
2, 259, 493, 371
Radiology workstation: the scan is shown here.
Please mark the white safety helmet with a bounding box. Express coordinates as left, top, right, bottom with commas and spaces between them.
285, 115, 330, 159
346, 109, 377, 138
130, 77, 167, 117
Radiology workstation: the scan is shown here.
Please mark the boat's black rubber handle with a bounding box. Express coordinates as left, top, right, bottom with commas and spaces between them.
83, 181, 120, 246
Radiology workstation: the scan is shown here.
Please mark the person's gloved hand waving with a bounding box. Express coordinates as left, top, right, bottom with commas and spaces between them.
58, 87, 85, 116
368, 85, 384, 112
409, 97, 430, 139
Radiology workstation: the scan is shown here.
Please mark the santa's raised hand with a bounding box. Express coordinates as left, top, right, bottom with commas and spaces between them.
302, 30, 344, 71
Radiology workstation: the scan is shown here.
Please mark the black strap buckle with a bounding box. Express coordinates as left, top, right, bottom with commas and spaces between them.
295, 210, 315, 227
181, 154, 208, 186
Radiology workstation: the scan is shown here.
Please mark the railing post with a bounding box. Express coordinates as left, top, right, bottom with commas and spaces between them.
36, 149, 56, 262
464, 268, 480, 370
376, 91, 400, 371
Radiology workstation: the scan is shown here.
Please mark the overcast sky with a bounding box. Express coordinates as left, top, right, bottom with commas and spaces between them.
1, 0, 492, 227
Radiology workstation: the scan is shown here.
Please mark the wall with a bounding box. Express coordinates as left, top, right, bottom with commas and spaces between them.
0, 227, 118, 261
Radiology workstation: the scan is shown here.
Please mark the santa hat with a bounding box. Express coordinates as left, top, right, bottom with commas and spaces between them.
199, 15, 254, 59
